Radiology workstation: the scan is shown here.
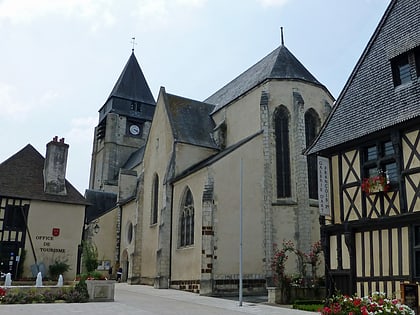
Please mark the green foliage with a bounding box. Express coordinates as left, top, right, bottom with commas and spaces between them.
49, 259, 71, 280
0, 288, 67, 304
78, 271, 105, 280
63, 279, 89, 303
82, 241, 98, 273
293, 303, 324, 312
293, 299, 324, 312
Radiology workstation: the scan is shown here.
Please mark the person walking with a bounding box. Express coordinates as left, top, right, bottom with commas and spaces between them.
117, 267, 122, 282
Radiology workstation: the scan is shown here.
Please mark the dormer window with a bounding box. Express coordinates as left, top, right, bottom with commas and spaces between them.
391, 46, 420, 87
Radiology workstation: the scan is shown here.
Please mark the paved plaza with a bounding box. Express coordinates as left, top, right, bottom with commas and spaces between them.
0, 283, 316, 315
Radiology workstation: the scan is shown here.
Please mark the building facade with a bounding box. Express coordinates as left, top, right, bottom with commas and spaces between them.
89, 41, 334, 294
307, 0, 420, 299
0, 138, 87, 281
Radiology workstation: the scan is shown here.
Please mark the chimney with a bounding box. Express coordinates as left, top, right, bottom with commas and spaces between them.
43, 136, 69, 195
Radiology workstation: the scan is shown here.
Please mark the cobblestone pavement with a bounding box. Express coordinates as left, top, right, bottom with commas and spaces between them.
0, 283, 316, 315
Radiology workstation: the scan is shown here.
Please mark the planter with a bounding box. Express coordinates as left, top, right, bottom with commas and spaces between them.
85, 280, 115, 302
268, 286, 287, 304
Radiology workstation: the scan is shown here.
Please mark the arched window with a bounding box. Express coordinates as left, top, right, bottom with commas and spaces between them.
274, 106, 291, 198
180, 188, 194, 247
151, 174, 159, 224
305, 109, 321, 199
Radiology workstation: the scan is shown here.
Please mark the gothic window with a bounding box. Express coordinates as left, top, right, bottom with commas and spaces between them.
305, 109, 321, 199
151, 174, 159, 225
179, 188, 194, 247
274, 106, 291, 198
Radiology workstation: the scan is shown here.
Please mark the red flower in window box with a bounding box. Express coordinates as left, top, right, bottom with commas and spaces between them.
361, 171, 390, 195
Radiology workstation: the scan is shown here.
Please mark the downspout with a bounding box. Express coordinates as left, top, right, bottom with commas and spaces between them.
169, 183, 174, 288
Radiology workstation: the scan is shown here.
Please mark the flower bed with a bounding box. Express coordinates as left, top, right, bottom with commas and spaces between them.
320, 292, 415, 315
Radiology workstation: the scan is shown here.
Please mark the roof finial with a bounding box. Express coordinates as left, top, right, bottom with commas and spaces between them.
130, 37, 137, 52
280, 27, 284, 46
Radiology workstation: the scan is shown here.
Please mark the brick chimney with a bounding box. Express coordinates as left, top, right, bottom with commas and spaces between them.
43, 136, 69, 195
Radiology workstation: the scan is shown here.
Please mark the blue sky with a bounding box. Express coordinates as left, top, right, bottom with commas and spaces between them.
0, 0, 390, 192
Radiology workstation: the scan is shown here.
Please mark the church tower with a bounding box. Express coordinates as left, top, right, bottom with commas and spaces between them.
89, 52, 156, 192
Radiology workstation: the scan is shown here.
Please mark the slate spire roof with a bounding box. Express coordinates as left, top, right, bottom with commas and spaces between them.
0, 144, 87, 205
206, 44, 328, 112
107, 52, 155, 106
99, 52, 156, 123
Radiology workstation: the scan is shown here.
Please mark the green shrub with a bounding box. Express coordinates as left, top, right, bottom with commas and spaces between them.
82, 241, 98, 273
64, 279, 89, 303
49, 259, 71, 280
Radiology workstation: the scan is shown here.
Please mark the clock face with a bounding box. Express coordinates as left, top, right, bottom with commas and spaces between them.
129, 124, 140, 136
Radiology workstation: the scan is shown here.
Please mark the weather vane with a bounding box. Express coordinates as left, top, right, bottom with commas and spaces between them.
130, 37, 137, 52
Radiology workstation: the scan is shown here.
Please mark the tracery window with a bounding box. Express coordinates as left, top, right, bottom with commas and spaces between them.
274, 106, 291, 198
180, 188, 194, 247
305, 109, 321, 199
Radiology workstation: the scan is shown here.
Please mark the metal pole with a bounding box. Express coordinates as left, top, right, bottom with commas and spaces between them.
239, 158, 243, 306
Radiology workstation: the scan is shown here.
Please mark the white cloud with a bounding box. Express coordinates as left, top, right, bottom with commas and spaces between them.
0, 0, 116, 30
0, 83, 59, 121
132, 0, 207, 31
0, 83, 30, 120
256, 0, 290, 7
65, 116, 97, 145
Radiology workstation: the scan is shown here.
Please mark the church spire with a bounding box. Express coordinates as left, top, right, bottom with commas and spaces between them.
280, 27, 284, 46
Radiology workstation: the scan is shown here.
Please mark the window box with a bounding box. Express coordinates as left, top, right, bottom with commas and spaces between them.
361, 174, 390, 195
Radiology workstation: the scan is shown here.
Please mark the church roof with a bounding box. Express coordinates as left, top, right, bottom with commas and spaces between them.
106, 52, 155, 106
99, 52, 156, 123
163, 89, 218, 149
122, 146, 145, 170
306, 0, 420, 155
206, 45, 326, 112
84, 189, 117, 222
0, 145, 87, 205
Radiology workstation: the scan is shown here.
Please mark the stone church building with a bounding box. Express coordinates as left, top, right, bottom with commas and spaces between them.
87, 39, 334, 295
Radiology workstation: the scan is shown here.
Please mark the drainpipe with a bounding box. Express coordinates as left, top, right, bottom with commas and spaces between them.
168, 183, 174, 288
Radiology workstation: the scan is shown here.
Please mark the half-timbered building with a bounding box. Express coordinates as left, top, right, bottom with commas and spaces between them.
306, 0, 420, 299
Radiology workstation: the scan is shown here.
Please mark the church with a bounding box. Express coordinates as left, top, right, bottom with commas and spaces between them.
86, 34, 334, 295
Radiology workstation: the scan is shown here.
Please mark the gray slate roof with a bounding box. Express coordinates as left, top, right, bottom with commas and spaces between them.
122, 146, 145, 170
84, 189, 117, 222
164, 90, 218, 149
205, 45, 325, 112
307, 0, 420, 155
106, 52, 155, 106
0, 145, 87, 205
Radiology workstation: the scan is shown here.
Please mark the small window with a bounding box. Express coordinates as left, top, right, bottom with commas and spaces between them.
362, 139, 399, 186
151, 174, 159, 225
127, 221, 133, 244
366, 146, 377, 161
392, 54, 411, 86
4, 206, 26, 230
415, 47, 420, 77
